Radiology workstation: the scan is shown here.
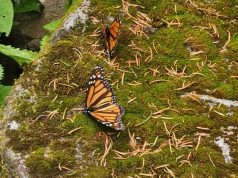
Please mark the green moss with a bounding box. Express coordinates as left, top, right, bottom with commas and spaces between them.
0, 160, 7, 178
26, 146, 76, 177
51, 149, 76, 167
215, 83, 237, 99
214, 1, 238, 19
26, 148, 53, 176
228, 34, 238, 51
113, 156, 143, 176
83, 166, 109, 178
62, 114, 101, 135
152, 28, 190, 60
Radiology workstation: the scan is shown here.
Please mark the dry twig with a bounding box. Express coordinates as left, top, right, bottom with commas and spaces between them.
174, 80, 195, 91
220, 30, 231, 53
99, 132, 113, 167
165, 65, 187, 78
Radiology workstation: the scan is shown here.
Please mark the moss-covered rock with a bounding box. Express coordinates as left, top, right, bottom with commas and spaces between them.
1, 0, 238, 177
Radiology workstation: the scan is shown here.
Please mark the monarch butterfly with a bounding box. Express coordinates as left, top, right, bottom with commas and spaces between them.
102, 15, 122, 58
83, 66, 125, 130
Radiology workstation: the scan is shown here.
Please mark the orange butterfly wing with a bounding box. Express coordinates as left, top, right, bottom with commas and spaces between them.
103, 15, 122, 58
84, 66, 125, 130
90, 103, 125, 130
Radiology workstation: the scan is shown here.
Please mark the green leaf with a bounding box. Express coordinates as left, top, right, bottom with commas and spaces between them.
43, 19, 62, 32
0, 64, 4, 81
0, 44, 38, 65
0, 0, 14, 36
0, 85, 11, 107
64, 0, 73, 11
40, 19, 62, 49
14, 0, 42, 13
40, 34, 51, 49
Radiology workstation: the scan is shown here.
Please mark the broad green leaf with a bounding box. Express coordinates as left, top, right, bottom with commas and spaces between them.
43, 19, 62, 32
0, 64, 4, 81
0, 44, 38, 65
0, 0, 14, 36
14, 0, 42, 13
0, 85, 11, 107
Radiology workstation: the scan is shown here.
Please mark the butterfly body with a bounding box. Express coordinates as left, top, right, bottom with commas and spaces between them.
83, 66, 125, 130
103, 15, 122, 58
